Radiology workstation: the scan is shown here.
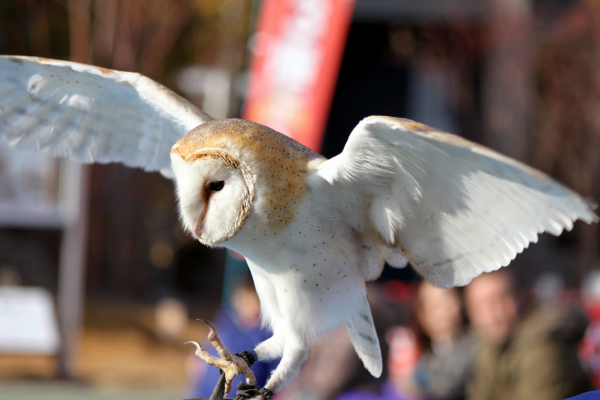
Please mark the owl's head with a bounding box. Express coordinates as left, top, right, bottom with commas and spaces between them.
170, 128, 256, 246
170, 119, 321, 246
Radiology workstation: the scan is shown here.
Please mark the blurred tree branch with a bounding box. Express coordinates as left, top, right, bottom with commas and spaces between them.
68, 0, 91, 63
484, 0, 532, 161
530, 1, 600, 277
26, 0, 53, 57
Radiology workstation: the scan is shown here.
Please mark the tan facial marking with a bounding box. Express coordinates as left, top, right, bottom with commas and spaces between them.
173, 119, 326, 230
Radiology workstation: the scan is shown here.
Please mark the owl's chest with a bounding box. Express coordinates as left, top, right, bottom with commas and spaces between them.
227, 194, 366, 333
225, 192, 362, 286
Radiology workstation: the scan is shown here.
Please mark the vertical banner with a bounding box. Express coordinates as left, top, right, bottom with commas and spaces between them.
243, 0, 355, 151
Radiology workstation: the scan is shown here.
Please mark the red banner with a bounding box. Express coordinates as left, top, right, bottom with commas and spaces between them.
243, 0, 355, 152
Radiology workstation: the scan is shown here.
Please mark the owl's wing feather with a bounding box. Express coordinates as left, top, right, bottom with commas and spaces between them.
345, 293, 382, 378
318, 116, 598, 287
0, 56, 212, 171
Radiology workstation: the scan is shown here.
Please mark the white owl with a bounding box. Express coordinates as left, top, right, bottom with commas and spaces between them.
1, 56, 597, 398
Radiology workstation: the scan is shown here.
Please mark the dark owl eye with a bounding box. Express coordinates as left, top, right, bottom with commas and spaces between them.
209, 180, 225, 191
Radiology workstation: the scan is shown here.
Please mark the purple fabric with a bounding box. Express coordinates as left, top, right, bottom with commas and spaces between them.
565, 391, 600, 400
334, 380, 430, 400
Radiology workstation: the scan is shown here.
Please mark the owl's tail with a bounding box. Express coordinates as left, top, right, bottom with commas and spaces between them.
345, 295, 382, 377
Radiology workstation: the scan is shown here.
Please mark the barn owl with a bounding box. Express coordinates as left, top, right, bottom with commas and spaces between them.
1, 56, 598, 398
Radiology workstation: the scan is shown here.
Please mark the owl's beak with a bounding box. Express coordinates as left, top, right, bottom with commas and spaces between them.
194, 220, 204, 238
193, 204, 208, 239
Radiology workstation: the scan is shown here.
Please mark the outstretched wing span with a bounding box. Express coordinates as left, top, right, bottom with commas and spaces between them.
318, 116, 598, 287
0, 56, 212, 171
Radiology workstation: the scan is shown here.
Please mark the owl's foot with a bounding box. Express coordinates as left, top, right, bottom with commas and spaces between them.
234, 382, 273, 400
185, 319, 257, 394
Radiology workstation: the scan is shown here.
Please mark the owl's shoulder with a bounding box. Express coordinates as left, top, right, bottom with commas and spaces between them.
249, 139, 324, 229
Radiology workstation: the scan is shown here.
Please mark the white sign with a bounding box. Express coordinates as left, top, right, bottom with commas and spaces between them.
0, 287, 60, 354
0, 142, 62, 228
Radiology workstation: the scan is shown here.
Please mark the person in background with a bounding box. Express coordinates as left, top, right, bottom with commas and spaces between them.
579, 269, 600, 388
386, 324, 431, 400
186, 276, 278, 398
411, 282, 475, 400
465, 270, 594, 400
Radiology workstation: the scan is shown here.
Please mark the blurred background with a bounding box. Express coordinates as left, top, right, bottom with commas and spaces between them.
0, 0, 600, 399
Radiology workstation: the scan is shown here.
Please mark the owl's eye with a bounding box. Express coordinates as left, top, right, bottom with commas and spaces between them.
209, 180, 225, 191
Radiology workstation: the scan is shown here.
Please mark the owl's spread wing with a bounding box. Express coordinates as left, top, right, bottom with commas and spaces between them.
317, 116, 598, 287
0, 56, 212, 171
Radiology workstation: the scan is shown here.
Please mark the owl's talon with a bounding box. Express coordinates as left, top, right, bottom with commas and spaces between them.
197, 318, 234, 361
185, 320, 257, 394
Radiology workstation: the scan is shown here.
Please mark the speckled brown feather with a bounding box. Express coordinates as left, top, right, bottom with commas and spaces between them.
172, 119, 325, 229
